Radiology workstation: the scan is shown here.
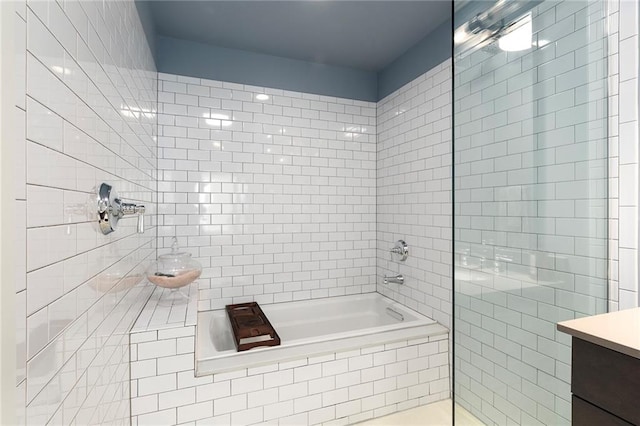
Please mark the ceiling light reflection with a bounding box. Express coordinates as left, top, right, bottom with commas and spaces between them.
499, 13, 532, 52
203, 112, 232, 127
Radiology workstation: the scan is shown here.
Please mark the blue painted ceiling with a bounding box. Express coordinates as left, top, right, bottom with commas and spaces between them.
139, 1, 451, 72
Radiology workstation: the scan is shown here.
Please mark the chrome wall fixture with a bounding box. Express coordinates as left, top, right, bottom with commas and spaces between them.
384, 240, 408, 284
97, 182, 145, 235
383, 274, 405, 285
390, 240, 409, 262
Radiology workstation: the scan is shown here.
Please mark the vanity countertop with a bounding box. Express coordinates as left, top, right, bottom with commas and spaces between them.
557, 308, 640, 359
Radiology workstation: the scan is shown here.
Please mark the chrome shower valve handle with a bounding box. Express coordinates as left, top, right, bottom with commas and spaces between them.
390, 240, 409, 261
97, 182, 145, 235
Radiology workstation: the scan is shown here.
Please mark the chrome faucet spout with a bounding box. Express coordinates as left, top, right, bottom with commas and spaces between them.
384, 274, 404, 285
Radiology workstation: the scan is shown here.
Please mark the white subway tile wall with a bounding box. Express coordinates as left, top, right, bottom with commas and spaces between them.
156, 75, 377, 311
11, 0, 637, 424
453, 1, 611, 425
609, 0, 640, 310
376, 60, 453, 329
15, 0, 157, 424
130, 328, 449, 426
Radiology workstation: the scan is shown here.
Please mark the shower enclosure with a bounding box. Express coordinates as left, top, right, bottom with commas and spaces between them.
453, 0, 609, 424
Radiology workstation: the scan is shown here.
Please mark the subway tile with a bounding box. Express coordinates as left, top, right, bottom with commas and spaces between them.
197, 381, 230, 402
137, 339, 177, 361
322, 388, 349, 407
213, 394, 246, 416
26, 185, 64, 228
26, 142, 77, 190
294, 394, 322, 414
247, 388, 278, 408
26, 262, 63, 314
231, 375, 263, 395
131, 359, 157, 380
137, 374, 177, 397
26, 98, 63, 151
263, 400, 293, 421
294, 364, 322, 382
619, 164, 639, 206
157, 353, 194, 374
16, 291, 27, 384
263, 369, 293, 389
335, 399, 361, 418
309, 406, 336, 425
136, 408, 177, 426
158, 387, 196, 410
131, 395, 158, 416
619, 0, 639, 40
27, 9, 64, 73
230, 406, 263, 425
279, 382, 308, 402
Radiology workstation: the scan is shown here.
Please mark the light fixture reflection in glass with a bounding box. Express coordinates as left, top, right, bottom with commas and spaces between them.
498, 13, 532, 52
535, 39, 550, 48
454, 24, 469, 44
255, 94, 269, 101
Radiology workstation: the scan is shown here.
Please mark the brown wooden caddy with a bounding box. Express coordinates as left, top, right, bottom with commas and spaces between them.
225, 302, 281, 351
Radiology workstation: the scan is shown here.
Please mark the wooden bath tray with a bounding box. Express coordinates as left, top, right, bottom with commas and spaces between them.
225, 302, 281, 351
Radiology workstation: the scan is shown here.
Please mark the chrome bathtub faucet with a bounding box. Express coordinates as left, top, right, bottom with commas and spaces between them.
384, 274, 404, 285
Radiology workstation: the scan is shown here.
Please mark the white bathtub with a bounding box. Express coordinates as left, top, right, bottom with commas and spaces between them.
196, 293, 447, 375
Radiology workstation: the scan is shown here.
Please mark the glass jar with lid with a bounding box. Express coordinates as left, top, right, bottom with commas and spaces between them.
146, 237, 202, 290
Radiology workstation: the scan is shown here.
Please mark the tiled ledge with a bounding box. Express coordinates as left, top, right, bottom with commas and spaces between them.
131, 282, 198, 333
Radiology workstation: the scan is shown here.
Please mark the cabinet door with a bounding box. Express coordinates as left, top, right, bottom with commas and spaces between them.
572, 338, 640, 425
572, 396, 632, 426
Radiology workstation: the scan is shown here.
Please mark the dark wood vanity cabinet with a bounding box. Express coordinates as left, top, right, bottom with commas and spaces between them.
571, 337, 640, 425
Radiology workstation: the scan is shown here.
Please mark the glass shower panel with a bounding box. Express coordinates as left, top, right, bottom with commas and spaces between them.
453, 1, 608, 424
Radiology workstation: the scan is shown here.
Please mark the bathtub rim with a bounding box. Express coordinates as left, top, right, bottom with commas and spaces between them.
196, 293, 448, 376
